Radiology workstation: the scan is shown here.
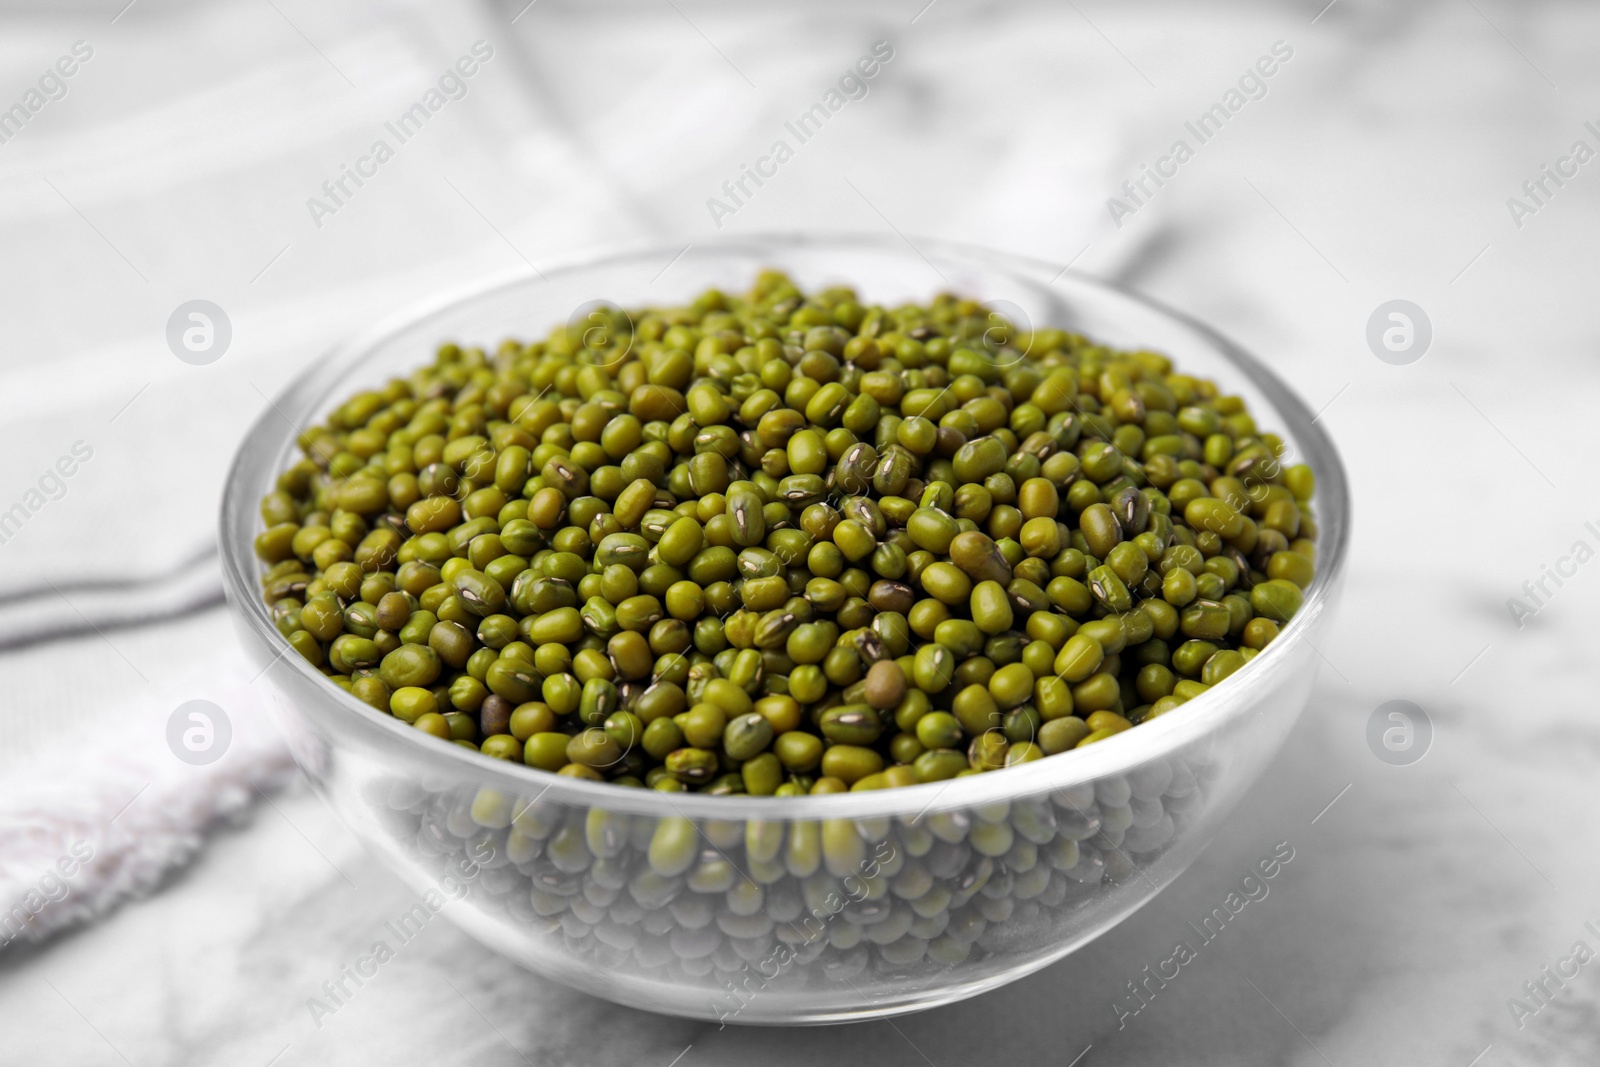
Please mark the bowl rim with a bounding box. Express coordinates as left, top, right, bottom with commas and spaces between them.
221, 230, 1350, 819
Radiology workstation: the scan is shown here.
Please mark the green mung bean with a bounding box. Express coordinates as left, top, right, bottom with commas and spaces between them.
257, 273, 1316, 791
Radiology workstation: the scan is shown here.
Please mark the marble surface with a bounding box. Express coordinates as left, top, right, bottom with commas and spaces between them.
3, 0, 1600, 1063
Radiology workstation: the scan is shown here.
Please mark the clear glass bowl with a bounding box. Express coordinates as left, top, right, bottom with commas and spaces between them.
220, 234, 1349, 1025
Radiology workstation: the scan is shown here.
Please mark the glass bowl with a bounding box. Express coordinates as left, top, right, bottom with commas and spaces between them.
220, 234, 1349, 1025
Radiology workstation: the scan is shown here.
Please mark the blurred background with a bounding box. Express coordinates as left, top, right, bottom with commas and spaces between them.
0, 0, 1596, 1063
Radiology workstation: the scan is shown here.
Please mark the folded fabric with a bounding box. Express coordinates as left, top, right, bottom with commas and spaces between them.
0, 660, 294, 950
0, 546, 222, 653
0, 0, 1166, 953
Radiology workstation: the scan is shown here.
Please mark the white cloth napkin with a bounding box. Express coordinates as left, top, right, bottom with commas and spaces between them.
0, 662, 292, 949
0, 0, 1160, 948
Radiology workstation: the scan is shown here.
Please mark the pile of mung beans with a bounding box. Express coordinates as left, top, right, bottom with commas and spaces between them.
255, 272, 1316, 795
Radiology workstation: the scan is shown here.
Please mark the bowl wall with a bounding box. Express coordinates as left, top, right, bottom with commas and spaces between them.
221, 235, 1348, 1023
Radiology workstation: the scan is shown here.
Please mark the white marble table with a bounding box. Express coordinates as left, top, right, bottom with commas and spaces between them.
3, 1, 1598, 1063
